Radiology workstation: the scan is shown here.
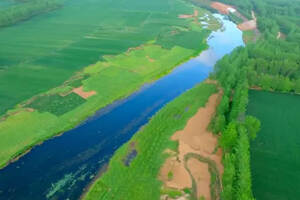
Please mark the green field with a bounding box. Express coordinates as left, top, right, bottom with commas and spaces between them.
0, 0, 218, 115
0, 0, 220, 169
84, 83, 217, 200
248, 90, 300, 200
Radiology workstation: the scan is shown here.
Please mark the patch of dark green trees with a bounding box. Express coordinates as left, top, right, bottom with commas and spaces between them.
0, 0, 63, 27
208, 0, 299, 199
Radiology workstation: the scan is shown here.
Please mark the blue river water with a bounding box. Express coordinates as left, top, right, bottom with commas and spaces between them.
0, 14, 244, 200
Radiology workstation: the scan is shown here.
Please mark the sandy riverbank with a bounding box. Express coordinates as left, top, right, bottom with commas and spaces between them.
160, 91, 223, 200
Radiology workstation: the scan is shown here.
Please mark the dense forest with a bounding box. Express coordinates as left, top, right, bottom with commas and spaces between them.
209, 0, 300, 199
0, 0, 63, 27
210, 47, 261, 200
220, 0, 300, 93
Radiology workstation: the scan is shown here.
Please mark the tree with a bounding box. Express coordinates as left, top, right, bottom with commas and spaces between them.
260, 74, 272, 90
219, 122, 238, 152
210, 114, 226, 134
221, 153, 236, 200
294, 79, 300, 94
235, 126, 254, 200
244, 116, 261, 140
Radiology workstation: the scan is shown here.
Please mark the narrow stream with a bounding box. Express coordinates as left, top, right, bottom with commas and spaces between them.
0, 14, 244, 200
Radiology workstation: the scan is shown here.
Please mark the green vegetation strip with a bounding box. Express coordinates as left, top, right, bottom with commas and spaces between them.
83, 83, 217, 200
184, 153, 222, 200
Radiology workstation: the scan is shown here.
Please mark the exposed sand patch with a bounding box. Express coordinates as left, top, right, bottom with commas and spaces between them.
251, 10, 257, 21
172, 93, 223, 173
126, 46, 143, 55
160, 91, 223, 200
237, 20, 256, 31
211, 2, 235, 15
211, 2, 257, 31
205, 79, 218, 85
238, 10, 257, 31
251, 86, 262, 90
26, 108, 34, 112
160, 156, 192, 189
277, 31, 286, 39
146, 55, 155, 62
178, 9, 199, 21
73, 86, 96, 99
187, 158, 210, 199
178, 14, 194, 19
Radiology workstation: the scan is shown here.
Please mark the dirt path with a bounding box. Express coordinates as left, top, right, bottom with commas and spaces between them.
159, 91, 223, 200
178, 9, 200, 24
210, 2, 260, 42
211, 2, 235, 15
187, 158, 210, 199
277, 31, 285, 39
73, 86, 96, 99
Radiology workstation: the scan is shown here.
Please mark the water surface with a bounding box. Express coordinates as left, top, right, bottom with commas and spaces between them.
0, 14, 244, 200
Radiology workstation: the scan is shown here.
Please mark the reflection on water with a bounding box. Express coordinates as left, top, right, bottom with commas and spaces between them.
196, 14, 244, 67
0, 14, 244, 200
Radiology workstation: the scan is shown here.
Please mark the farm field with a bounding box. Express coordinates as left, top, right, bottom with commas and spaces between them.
0, 0, 220, 169
248, 90, 300, 200
0, 0, 218, 115
83, 83, 217, 200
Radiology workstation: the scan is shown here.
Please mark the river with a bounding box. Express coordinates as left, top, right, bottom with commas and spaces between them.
0, 14, 244, 200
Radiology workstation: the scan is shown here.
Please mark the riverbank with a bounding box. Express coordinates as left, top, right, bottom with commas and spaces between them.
0, 6, 219, 169
0, 10, 244, 199
83, 82, 217, 200
159, 90, 222, 200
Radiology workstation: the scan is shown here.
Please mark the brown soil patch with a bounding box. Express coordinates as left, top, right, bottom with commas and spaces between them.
146, 55, 155, 62
178, 14, 194, 19
160, 156, 192, 189
178, 9, 199, 24
251, 86, 262, 90
73, 86, 96, 99
159, 91, 223, 200
205, 79, 218, 85
187, 158, 210, 199
238, 10, 257, 31
211, 2, 234, 15
237, 20, 256, 31
126, 46, 143, 55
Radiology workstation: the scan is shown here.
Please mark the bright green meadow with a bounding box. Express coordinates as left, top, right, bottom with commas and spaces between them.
0, 0, 219, 168
248, 90, 300, 200
0, 0, 216, 115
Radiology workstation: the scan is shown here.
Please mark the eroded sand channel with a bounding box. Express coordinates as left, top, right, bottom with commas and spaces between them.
160, 90, 223, 200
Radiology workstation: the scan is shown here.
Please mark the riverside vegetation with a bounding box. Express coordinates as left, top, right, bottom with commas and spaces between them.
208, 0, 300, 199
1, 0, 298, 199
83, 83, 217, 200
0, 0, 220, 169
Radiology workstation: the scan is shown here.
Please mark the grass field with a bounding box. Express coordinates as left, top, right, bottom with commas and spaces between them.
0, 0, 220, 168
0, 0, 217, 115
247, 90, 300, 200
83, 83, 217, 200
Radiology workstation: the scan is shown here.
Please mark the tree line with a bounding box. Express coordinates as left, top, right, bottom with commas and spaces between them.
210, 47, 261, 200
219, 0, 300, 94
0, 0, 64, 27
208, 0, 300, 199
